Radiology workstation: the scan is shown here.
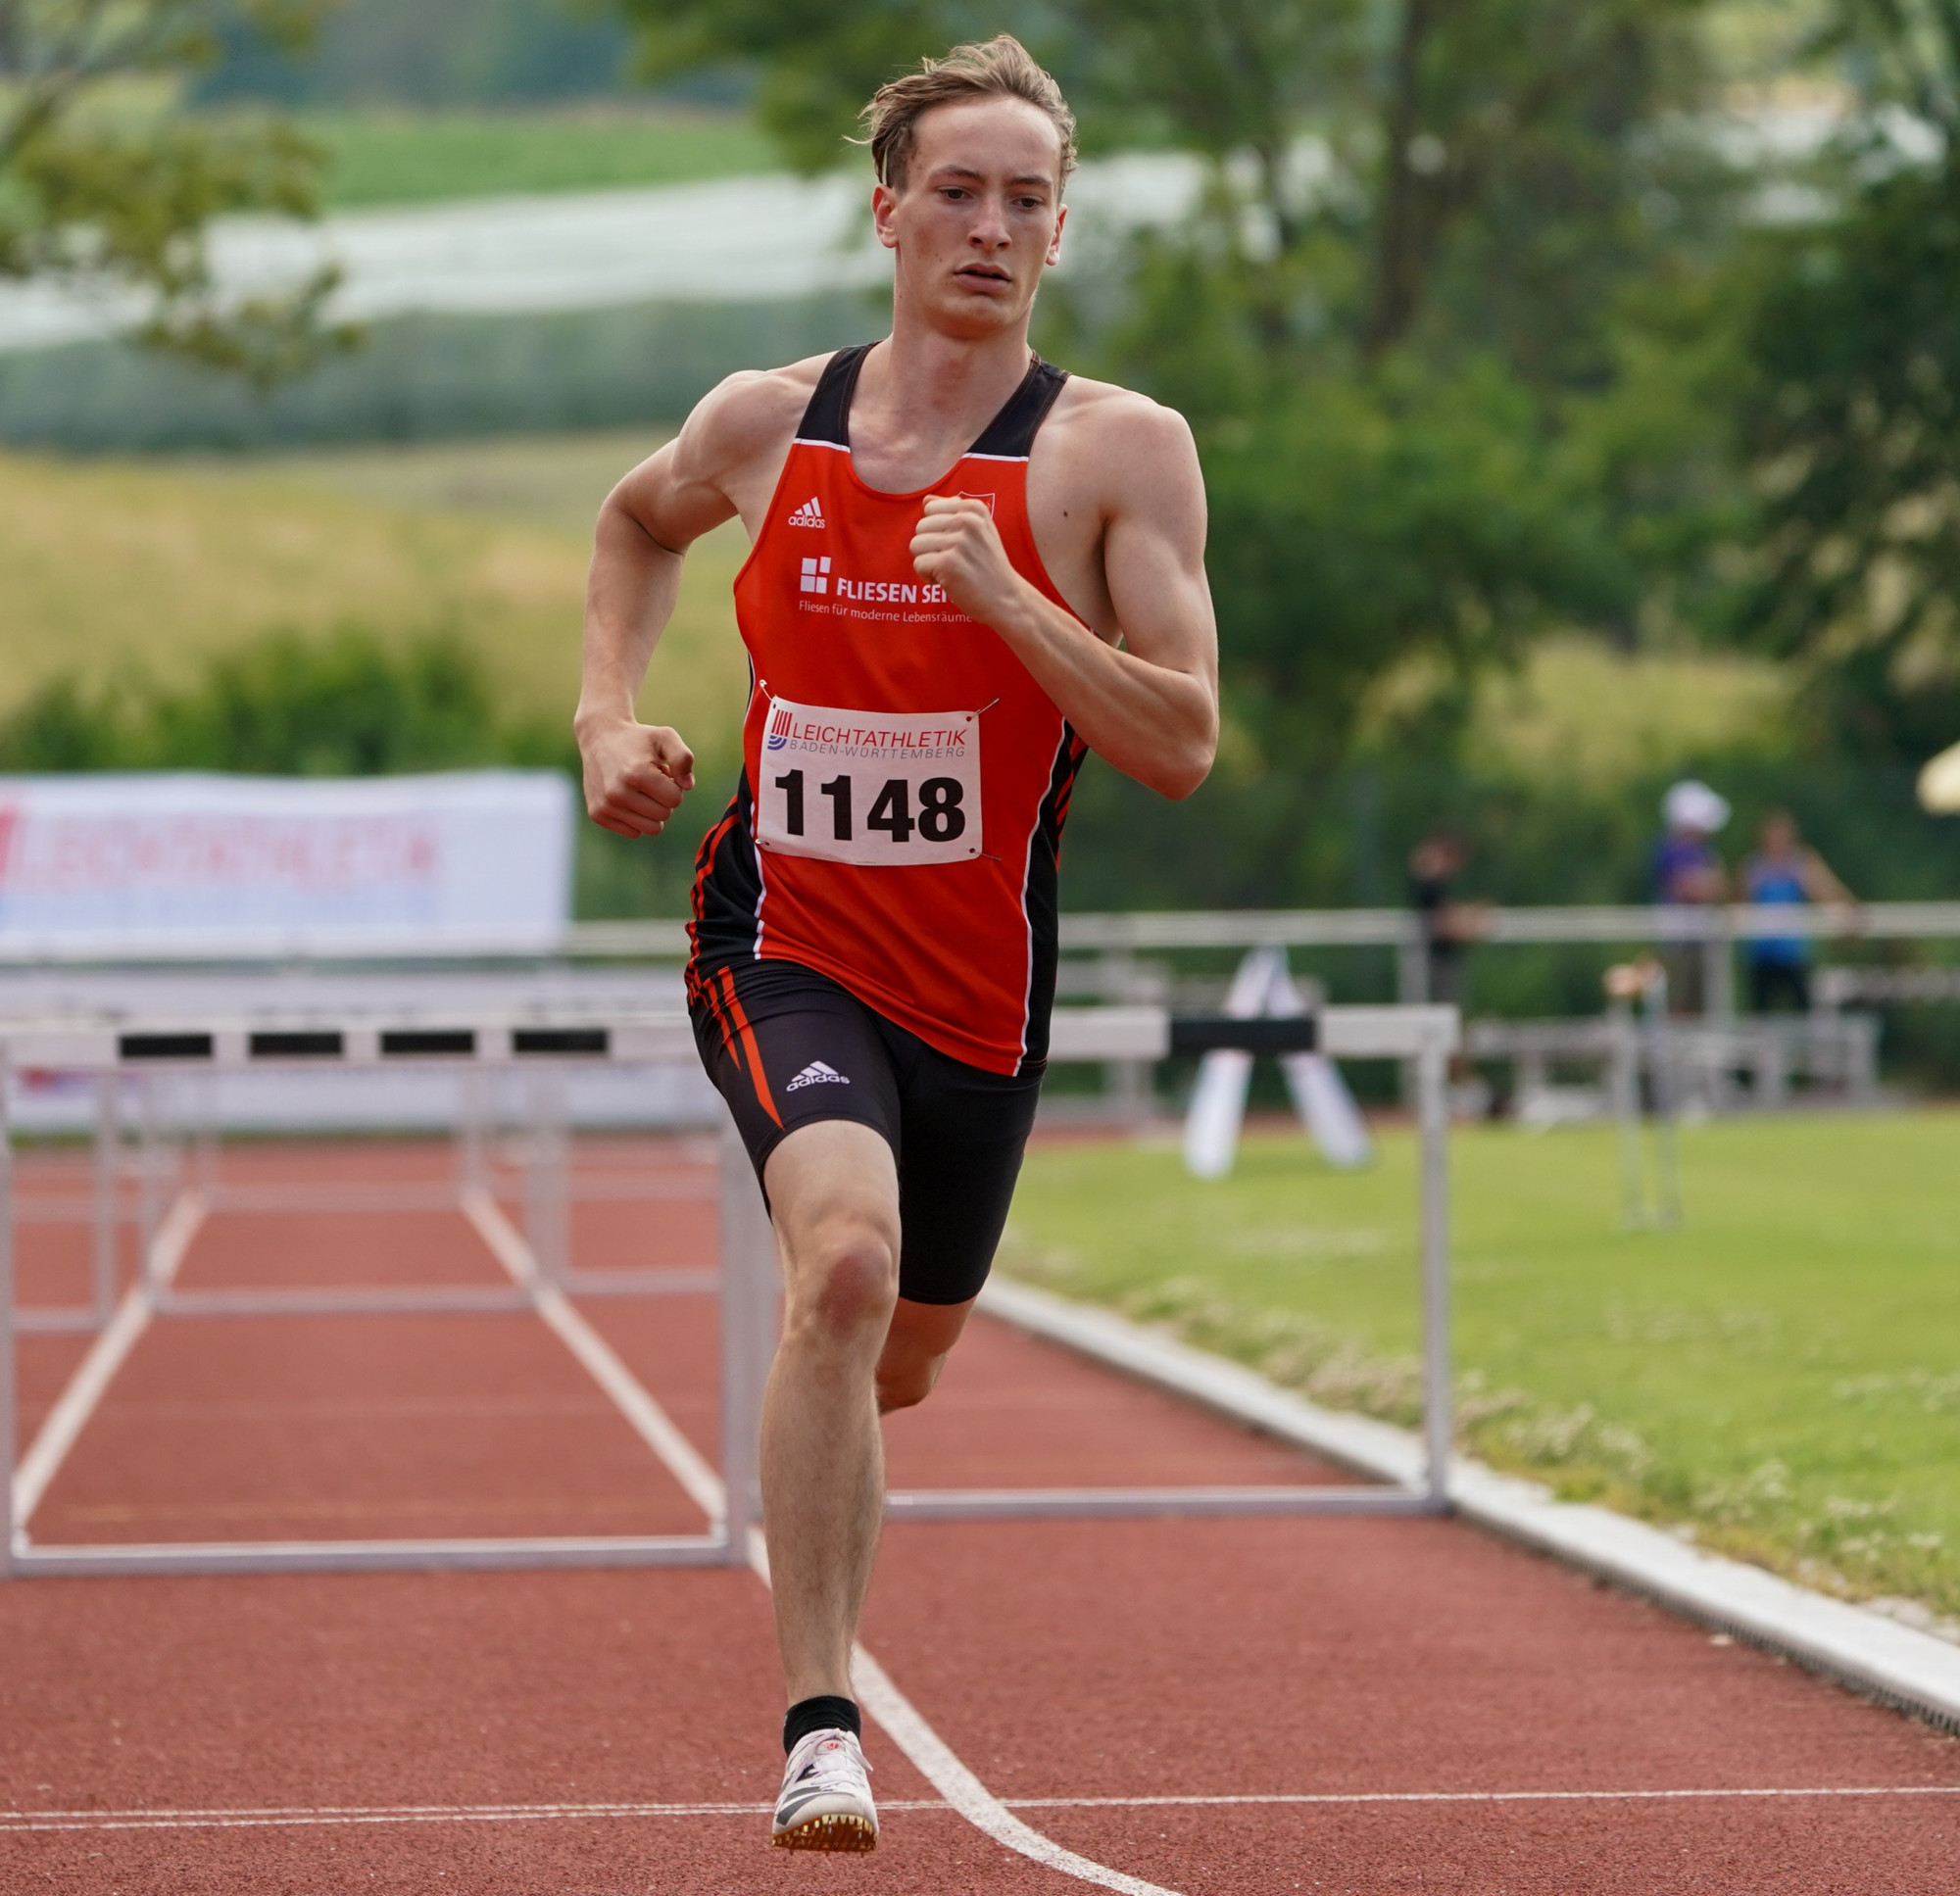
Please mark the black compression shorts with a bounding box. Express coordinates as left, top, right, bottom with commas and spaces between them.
688, 957, 1044, 1305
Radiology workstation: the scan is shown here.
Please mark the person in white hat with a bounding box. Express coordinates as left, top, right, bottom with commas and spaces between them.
1651, 780, 1732, 1014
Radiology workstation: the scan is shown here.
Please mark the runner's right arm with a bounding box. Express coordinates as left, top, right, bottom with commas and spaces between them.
574, 371, 801, 839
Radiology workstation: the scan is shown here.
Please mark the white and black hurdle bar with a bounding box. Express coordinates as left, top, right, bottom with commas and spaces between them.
0, 1010, 773, 1578
3, 1000, 1458, 1579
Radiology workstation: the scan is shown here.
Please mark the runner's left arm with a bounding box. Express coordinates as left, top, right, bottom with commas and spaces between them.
909, 398, 1218, 800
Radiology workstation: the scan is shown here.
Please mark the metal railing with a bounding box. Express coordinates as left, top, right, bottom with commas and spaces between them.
564, 901, 1960, 960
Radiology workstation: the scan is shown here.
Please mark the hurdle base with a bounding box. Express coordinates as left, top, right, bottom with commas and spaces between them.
8, 1531, 736, 1578
551, 1268, 719, 1297
153, 1286, 537, 1319
16, 1308, 108, 1336
884, 1483, 1447, 1523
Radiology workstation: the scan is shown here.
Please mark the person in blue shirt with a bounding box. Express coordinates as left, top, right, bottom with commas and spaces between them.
1740, 810, 1855, 1012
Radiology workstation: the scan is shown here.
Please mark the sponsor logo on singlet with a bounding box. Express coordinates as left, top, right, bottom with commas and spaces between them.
798, 564, 955, 606
787, 496, 825, 527
786, 1059, 850, 1091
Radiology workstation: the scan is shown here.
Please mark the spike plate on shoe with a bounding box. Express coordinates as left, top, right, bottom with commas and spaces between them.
773, 1810, 877, 1852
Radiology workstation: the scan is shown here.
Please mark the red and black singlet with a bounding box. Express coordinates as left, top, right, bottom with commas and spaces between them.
687, 343, 1088, 1078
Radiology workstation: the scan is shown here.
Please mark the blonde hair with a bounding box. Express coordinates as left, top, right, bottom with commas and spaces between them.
858, 35, 1077, 194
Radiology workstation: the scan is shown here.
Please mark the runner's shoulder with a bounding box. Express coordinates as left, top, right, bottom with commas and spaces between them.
683, 355, 832, 469
1050, 373, 1194, 455
1042, 373, 1200, 497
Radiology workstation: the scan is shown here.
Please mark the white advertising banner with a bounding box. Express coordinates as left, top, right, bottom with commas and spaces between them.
0, 771, 574, 958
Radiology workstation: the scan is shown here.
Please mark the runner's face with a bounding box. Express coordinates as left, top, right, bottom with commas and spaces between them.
874, 98, 1067, 338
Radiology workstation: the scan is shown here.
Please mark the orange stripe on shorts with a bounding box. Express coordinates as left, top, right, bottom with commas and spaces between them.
716, 966, 782, 1128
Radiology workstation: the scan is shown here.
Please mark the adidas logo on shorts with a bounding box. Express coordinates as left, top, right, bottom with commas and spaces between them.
786, 1060, 850, 1092
787, 497, 825, 527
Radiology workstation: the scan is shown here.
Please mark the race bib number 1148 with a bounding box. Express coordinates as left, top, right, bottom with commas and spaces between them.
756, 698, 982, 868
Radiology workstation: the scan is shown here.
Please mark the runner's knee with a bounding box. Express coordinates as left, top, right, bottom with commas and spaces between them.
788, 1224, 898, 1337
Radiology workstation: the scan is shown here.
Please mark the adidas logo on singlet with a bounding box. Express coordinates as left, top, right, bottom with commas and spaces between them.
786, 1060, 850, 1092
787, 497, 825, 527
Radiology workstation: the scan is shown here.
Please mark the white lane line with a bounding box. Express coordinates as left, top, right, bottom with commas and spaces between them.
460, 1187, 723, 1520
6, 1784, 1954, 1834
12, 1190, 205, 1528
851, 1643, 1183, 1896
493, 1197, 1186, 1896
0, 1802, 778, 1834
1008, 1784, 1960, 1808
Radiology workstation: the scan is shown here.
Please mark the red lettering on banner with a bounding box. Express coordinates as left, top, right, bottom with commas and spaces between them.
13, 815, 443, 894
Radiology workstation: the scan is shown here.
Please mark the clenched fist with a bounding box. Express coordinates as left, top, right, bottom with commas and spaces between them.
578, 717, 696, 839
910, 495, 1033, 633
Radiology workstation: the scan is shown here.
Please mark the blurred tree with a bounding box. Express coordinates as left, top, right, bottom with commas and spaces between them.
0, 624, 502, 774
614, 0, 962, 172
617, 0, 1720, 382
1200, 357, 1633, 759
1739, 1, 1960, 761
196, 0, 638, 107
0, 0, 341, 378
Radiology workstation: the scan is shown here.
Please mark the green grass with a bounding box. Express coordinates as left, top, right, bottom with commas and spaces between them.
297, 107, 781, 208
1003, 1113, 1960, 1620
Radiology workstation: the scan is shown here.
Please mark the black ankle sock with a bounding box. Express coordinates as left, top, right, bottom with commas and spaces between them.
783, 1694, 861, 1755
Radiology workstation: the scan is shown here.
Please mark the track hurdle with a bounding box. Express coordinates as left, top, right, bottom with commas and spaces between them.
715, 1002, 1463, 1527
1, 1007, 765, 1578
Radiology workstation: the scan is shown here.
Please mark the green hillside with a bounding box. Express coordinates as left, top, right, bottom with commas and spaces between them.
0, 433, 750, 741
302, 106, 779, 208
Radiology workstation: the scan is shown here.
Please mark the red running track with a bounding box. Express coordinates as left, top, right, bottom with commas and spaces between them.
5, 1136, 1959, 1894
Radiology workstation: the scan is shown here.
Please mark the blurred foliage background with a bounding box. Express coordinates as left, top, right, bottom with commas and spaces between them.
7, 0, 1960, 1069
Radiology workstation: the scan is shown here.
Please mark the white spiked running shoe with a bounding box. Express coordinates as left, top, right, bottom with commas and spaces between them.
771, 1726, 877, 1852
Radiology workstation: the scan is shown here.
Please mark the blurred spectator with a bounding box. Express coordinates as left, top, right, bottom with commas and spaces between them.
1408, 829, 1493, 1109
1651, 780, 1732, 1015
1407, 829, 1490, 1009
1741, 810, 1856, 1013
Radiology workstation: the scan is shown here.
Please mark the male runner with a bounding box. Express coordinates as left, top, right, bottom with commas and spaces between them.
574, 35, 1217, 1852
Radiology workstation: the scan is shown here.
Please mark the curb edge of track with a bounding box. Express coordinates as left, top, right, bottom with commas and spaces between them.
977, 1276, 1960, 1738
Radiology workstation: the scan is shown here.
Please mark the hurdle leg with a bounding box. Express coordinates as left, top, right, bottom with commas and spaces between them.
92, 1073, 120, 1326
1608, 999, 1648, 1227
190, 1070, 220, 1202
2, 1050, 16, 1577
137, 1074, 163, 1295
717, 1108, 774, 1565
523, 1069, 571, 1288
457, 1067, 487, 1198
1642, 988, 1684, 1228
1417, 1020, 1453, 1509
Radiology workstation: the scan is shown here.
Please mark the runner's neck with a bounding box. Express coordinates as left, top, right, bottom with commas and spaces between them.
848, 325, 1038, 494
